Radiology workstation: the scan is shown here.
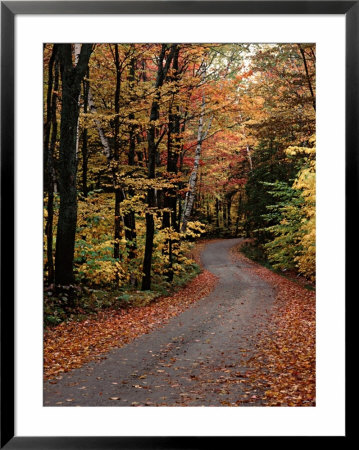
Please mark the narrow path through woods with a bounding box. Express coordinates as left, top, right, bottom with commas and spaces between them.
44, 239, 276, 406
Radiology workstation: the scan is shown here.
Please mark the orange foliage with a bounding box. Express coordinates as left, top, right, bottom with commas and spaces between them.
44, 270, 218, 380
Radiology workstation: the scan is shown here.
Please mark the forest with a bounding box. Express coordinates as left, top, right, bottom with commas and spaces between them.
43, 43, 315, 406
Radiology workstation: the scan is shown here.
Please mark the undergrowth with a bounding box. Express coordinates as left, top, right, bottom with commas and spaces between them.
44, 261, 200, 327
239, 241, 315, 291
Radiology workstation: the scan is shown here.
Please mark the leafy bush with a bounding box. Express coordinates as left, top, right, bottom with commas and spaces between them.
260, 141, 316, 281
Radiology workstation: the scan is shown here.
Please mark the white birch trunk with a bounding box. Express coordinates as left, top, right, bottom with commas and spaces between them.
239, 112, 253, 171
87, 89, 112, 161
181, 94, 212, 233
74, 44, 82, 157
246, 145, 253, 171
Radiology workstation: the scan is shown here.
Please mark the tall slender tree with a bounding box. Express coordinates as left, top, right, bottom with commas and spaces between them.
162, 46, 181, 281
181, 66, 213, 232
44, 44, 59, 284
142, 44, 177, 290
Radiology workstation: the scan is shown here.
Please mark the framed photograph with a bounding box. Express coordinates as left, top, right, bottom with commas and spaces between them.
1, 1, 351, 447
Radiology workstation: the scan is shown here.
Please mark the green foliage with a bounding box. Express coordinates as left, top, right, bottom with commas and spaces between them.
256, 141, 316, 281
261, 181, 304, 271
240, 241, 270, 268
244, 141, 299, 243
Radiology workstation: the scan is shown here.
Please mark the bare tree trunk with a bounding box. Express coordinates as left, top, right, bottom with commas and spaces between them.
55, 44, 93, 286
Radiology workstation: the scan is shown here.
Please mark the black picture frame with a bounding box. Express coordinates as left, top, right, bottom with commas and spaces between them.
0, 1, 352, 447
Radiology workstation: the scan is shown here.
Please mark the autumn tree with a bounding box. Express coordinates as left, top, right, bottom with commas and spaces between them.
42, 42, 316, 317
55, 44, 93, 286
142, 44, 177, 290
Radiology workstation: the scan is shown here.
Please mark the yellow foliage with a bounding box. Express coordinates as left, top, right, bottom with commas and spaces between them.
181, 221, 207, 239
293, 146, 316, 281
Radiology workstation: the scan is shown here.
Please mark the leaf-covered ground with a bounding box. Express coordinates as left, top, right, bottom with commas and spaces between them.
44, 269, 218, 380
231, 243, 316, 406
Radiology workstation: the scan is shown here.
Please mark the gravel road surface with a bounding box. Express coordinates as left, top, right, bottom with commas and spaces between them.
44, 238, 275, 406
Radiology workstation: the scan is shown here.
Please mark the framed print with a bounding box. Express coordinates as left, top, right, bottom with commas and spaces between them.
1, 0, 352, 447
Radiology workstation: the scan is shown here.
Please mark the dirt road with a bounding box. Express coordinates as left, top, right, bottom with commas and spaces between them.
44, 238, 276, 406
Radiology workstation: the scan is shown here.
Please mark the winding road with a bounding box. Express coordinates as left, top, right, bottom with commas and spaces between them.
44, 238, 276, 406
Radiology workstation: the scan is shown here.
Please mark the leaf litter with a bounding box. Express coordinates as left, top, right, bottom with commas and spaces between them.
231, 244, 315, 406
44, 269, 218, 380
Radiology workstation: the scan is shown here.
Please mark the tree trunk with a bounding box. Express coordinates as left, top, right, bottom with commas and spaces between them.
113, 44, 122, 262
235, 191, 242, 236
124, 57, 138, 263
123, 207, 137, 261
55, 44, 93, 286
44, 45, 58, 284
81, 70, 89, 197
227, 197, 232, 228
181, 90, 212, 233
44, 45, 56, 186
128, 57, 137, 166
223, 199, 227, 229
87, 89, 112, 161
113, 189, 123, 261
298, 44, 316, 112
162, 47, 180, 281
142, 44, 177, 290
74, 44, 83, 162
206, 198, 212, 223
216, 198, 220, 229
